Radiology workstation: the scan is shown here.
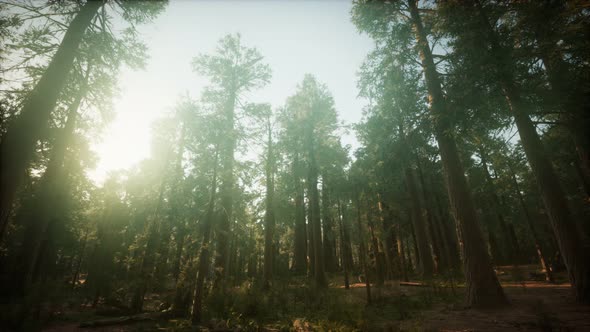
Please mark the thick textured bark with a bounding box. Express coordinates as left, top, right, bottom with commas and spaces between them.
263, 119, 275, 288
475, 3, 590, 302
0, 0, 102, 239
408, 0, 506, 306
191, 149, 219, 325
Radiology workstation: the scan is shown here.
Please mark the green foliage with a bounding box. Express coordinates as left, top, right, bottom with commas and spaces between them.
1, 1, 589, 330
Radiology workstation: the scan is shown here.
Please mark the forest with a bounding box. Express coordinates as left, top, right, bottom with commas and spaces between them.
0, 0, 589, 331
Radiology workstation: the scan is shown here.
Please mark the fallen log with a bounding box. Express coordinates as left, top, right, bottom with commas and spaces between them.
79, 312, 160, 328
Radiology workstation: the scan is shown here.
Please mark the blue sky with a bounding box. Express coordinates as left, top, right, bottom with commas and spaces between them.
89, 0, 375, 183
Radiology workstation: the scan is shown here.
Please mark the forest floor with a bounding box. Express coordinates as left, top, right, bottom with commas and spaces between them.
39, 266, 590, 332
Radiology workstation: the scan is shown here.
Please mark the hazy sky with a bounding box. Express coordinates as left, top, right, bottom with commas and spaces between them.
89, 1, 374, 183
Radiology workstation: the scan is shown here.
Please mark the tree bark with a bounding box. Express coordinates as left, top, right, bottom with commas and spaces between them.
416, 159, 447, 273
71, 228, 89, 288
263, 117, 275, 289
356, 195, 371, 304
408, 0, 506, 307
15, 80, 87, 295
304, 118, 326, 287
337, 199, 350, 289
191, 148, 219, 324
308, 152, 326, 287
321, 174, 337, 273
214, 89, 237, 289
405, 168, 434, 279
378, 197, 399, 279
292, 154, 307, 274
434, 192, 461, 271
366, 198, 385, 287
508, 164, 554, 283
479, 145, 520, 264
475, 2, 590, 302
0, 0, 102, 239
396, 220, 409, 282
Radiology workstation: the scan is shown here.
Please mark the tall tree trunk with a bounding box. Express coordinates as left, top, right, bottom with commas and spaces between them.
366, 198, 385, 287
130, 220, 160, 312
172, 228, 186, 284
153, 223, 172, 291
71, 228, 89, 288
131, 174, 168, 312
356, 195, 371, 304
191, 148, 219, 324
308, 155, 326, 287
405, 168, 434, 279
416, 159, 447, 273
15, 82, 87, 296
0, 0, 102, 239
321, 174, 337, 273
307, 189, 315, 277
434, 192, 461, 271
305, 121, 326, 287
337, 199, 350, 289
536, 23, 590, 194
378, 197, 399, 279
404, 231, 414, 275
479, 145, 519, 264
263, 117, 275, 289
409, 221, 420, 272
408, 0, 506, 306
214, 89, 237, 289
508, 164, 554, 283
396, 219, 409, 282
341, 200, 354, 275
475, 3, 590, 302
508, 57, 590, 304
292, 154, 307, 274
169, 121, 188, 283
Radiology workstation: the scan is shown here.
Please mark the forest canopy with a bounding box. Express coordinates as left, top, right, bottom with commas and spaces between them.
0, 1, 589, 331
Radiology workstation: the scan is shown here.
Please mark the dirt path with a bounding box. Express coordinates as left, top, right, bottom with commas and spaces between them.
406, 285, 590, 331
